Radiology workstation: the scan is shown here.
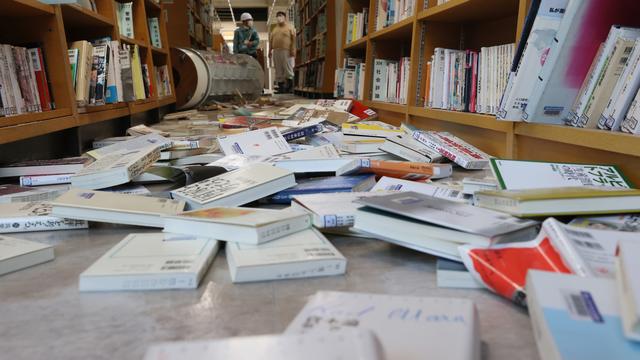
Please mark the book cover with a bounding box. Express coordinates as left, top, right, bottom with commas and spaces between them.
0, 202, 88, 234
412, 131, 492, 169
291, 191, 393, 228
490, 159, 633, 190
79, 233, 219, 291
286, 291, 480, 360
526, 271, 640, 359
170, 163, 295, 209
217, 127, 292, 156
0, 235, 54, 276
270, 175, 376, 204
226, 228, 346, 283
86, 133, 172, 160
371, 176, 468, 202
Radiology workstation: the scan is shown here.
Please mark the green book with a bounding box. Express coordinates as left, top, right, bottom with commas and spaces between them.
68, 48, 79, 89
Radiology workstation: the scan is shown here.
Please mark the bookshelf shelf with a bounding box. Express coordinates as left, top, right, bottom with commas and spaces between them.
370, 17, 414, 41
418, 0, 519, 23
344, 36, 368, 51
514, 123, 640, 158
409, 107, 513, 133
0, 0, 176, 145
61, 4, 114, 28
0, 0, 54, 17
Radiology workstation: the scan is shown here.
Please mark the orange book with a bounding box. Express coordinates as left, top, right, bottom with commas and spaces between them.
358, 159, 452, 181
424, 61, 432, 106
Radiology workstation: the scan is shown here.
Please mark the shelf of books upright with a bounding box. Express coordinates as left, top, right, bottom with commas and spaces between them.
0, 0, 176, 145
293, 0, 337, 98
165, 0, 212, 50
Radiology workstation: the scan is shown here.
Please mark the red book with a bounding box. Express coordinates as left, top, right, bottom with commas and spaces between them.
470, 51, 478, 113
349, 100, 377, 120
28, 48, 52, 111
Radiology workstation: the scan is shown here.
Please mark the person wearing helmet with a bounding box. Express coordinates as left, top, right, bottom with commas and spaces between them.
233, 12, 259, 58
269, 11, 295, 93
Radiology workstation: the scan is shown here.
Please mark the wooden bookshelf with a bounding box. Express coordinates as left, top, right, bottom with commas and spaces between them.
339, 0, 640, 184
0, 0, 176, 145
293, 0, 338, 97
165, 0, 212, 50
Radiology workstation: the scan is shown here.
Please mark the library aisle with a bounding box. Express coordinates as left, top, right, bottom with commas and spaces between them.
2, 1, 640, 359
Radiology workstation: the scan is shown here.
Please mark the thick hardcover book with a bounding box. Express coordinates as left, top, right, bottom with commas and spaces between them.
170, 163, 296, 209
490, 158, 632, 190
79, 233, 219, 291
163, 207, 311, 245
270, 175, 376, 204
286, 291, 480, 360
524, 0, 640, 124
526, 271, 640, 360
0, 202, 88, 234
52, 188, 184, 227
226, 228, 346, 283
0, 235, 54, 276
143, 332, 383, 360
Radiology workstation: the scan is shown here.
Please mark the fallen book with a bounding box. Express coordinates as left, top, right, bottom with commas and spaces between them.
291, 191, 393, 228
341, 121, 403, 138
0, 157, 90, 178
285, 291, 480, 360
272, 158, 360, 176
163, 207, 311, 245
412, 131, 491, 169
143, 331, 383, 360
71, 146, 160, 189
616, 239, 640, 341
436, 258, 483, 289
337, 135, 386, 154
0, 202, 88, 233
19, 174, 72, 187
357, 159, 452, 180
0, 235, 54, 276
569, 214, 640, 232
0, 184, 66, 204
371, 176, 469, 203
379, 133, 444, 163
52, 188, 185, 227
490, 158, 632, 190
269, 175, 376, 204
79, 233, 219, 291
226, 228, 346, 283
474, 187, 640, 217
217, 127, 292, 156
526, 270, 640, 360
171, 163, 296, 210
86, 133, 172, 160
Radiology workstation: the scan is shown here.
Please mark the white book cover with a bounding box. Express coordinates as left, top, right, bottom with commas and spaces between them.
412, 131, 491, 169
217, 127, 292, 156
371, 176, 468, 203
497, 0, 568, 121
0, 202, 88, 233
617, 240, 640, 341
71, 146, 160, 189
79, 233, 219, 291
569, 214, 640, 232
286, 291, 480, 360
356, 191, 538, 238
344, 69, 357, 99
372, 59, 388, 102
490, 159, 632, 190
379, 133, 444, 163
526, 271, 640, 360
291, 191, 393, 228
600, 38, 640, 131
543, 217, 639, 278
0, 235, 54, 276
86, 133, 172, 160
273, 158, 361, 176
431, 48, 445, 108
19, 173, 71, 186
0, 184, 66, 204
264, 144, 340, 162
170, 163, 295, 209
163, 207, 311, 244
523, 1, 640, 124
143, 331, 384, 360
52, 188, 185, 228
226, 228, 346, 283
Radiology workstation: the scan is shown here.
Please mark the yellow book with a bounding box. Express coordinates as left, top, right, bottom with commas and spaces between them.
352, 15, 358, 42
341, 121, 403, 138
70, 40, 93, 106
474, 187, 640, 217
131, 45, 146, 100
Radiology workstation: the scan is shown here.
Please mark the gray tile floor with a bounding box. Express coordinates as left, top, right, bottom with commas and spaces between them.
0, 224, 538, 360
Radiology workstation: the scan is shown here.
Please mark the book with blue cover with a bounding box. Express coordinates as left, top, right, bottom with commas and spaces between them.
526, 270, 640, 360
269, 175, 376, 204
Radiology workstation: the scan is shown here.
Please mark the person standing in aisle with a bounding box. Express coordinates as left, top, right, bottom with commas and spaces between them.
233, 12, 259, 58
269, 11, 296, 93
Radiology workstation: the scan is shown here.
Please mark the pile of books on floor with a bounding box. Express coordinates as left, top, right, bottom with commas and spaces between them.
0, 44, 53, 116
425, 44, 515, 114
498, 0, 640, 136
2, 95, 640, 358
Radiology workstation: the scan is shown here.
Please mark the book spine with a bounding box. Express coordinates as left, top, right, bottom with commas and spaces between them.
28, 48, 52, 112
24, 47, 42, 112
258, 217, 311, 241
0, 216, 88, 233
19, 174, 72, 186
321, 213, 355, 228
79, 274, 197, 292
0, 46, 17, 116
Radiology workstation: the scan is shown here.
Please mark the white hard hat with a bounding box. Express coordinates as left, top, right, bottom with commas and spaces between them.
240, 13, 253, 21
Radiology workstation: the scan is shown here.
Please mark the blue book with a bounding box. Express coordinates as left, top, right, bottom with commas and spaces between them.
526, 270, 640, 360
269, 175, 376, 204
282, 124, 323, 141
